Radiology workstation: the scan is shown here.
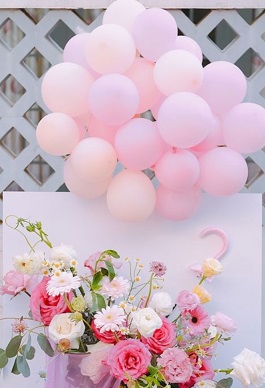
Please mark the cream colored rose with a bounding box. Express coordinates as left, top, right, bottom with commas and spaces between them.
149, 291, 174, 316
80, 342, 113, 383
202, 258, 223, 278
48, 313, 85, 349
132, 307, 162, 337
193, 285, 211, 304
231, 348, 265, 387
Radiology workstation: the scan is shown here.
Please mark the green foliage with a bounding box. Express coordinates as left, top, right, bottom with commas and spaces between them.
104, 260, 115, 281
17, 356, 30, 377
6, 335, 22, 358
217, 377, 233, 388
0, 349, 8, 369
37, 334, 54, 357
103, 249, 120, 258
91, 291, 106, 312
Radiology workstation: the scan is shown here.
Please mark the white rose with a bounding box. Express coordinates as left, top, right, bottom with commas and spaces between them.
48, 313, 85, 349
231, 348, 265, 387
80, 342, 113, 383
132, 307, 162, 337
149, 292, 174, 316
50, 244, 77, 268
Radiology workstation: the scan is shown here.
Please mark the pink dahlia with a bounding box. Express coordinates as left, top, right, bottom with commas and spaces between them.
158, 347, 193, 383
182, 305, 210, 335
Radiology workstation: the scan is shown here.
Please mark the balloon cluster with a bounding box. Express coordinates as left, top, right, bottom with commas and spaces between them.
36, 0, 265, 222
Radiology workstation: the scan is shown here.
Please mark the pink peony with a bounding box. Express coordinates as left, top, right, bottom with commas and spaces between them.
179, 354, 215, 388
105, 339, 152, 382
211, 312, 237, 334
0, 270, 38, 296
176, 290, 200, 312
29, 277, 72, 325
182, 305, 210, 335
84, 251, 122, 275
91, 320, 125, 344
141, 317, 176, 354
158, 347, 193, 383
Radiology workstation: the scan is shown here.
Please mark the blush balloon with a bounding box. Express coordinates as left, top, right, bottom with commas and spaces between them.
155, 149, 200, 191
106, 170, 156, 222
157, 92, 213, 148
64, 157, 112, 199
103, 0, 145, 32
155, 184, 201, 221
197, 61, 247, 117
114, 118, 165, 171
175, 36, 203, 63
86, 115, 118, 146
36, 112, 80, 155
41, 63, 94, 117
70, 137, 117, 182
190, 115, 223, 153
198, 147, 248, 196
222, 102, 265, 153
88, 74, 139, 126
132, 8, 177, 62
85, 24, 136, 74
154, 50, 203, 95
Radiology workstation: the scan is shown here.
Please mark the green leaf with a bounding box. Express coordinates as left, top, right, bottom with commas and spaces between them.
104, 260, 115, 281
17, 355, 30, 377
147, 365, 160, 375
6, 335, 22, 358
24, 334, 31, 355
91, 292, 106, 312
0, 349, 8, 369
216, 377, 233, 388
37, 334, 54, 357
20, 345, 36, 360
11, 358, 20, 375
103, 250, 120, 259
92, 271, 103, 290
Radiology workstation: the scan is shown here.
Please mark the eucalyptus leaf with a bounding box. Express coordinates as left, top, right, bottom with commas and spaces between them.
20, 345, 36, 360
11, 358, 20, 375
37, 334, 54, 357
6, 335, 22, 358
24, 334, 31, 355
0, 349, 8, 369
216, 377, 233, 388
17, 355, 30, 377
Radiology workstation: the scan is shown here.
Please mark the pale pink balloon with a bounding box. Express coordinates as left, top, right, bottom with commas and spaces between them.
36, 112, 80, 155
132, 8, 177, 62
125, 57, 161, 113
190, 115, 223, 152
155, 149, 200, 191
102, 0, 145, 32
107, 170, 156, 222
41, 63, 94, 117
74, 112, 92, 140
114, 118, 165, 171
64, 157, 112, 199
154, 50, 203, 96
150, 94, 166, 120
175, 36, 203, 63
63, 33, 99, 77
155, 184, 201, 221
198, 147, 248, 196
157, 92, 213, 148
86, 115, 119, 146
196, 61, 247, 117
88, 74, 139, 126
222, 102, 265, 153
70, 137, 117, 182
85, 24, 136, 74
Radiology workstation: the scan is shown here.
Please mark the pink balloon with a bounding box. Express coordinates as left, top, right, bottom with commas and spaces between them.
41, 63, 94, 117
198, 147, 248, 196
114, 118, 165, 171
88, 74, 139, 126
154, 50, 203, 95
157, 92, 213, 148
196, 61, 247, 117
190, 115, 223, 153
222, 102, 265, 153
36, 112, 80, 155
150, 94, 166, 120
74, 112, 92, 140
85, 24, 136, 74
70, 137, 117, 182
64, 157, 112, 199
132, 8, 177, 62
175, 36, 203, 63
155, 149, 200, 191
155, 184, 201, 221
107, 170, 156, 222
86, 115, 118, 146
125, 57, 161, 113
103, 0, 145, 32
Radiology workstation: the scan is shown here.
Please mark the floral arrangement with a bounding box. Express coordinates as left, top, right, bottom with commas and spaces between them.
1, 216, 265, 388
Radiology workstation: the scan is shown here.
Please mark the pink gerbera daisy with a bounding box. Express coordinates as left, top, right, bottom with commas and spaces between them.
182, 305, 210, 335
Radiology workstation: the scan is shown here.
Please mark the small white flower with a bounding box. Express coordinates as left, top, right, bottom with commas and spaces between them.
193, 380, 216, 388
94, 305, 126, 333
13, 251, 44, 275
46, 272, 81, 296
50, 244, 78, 268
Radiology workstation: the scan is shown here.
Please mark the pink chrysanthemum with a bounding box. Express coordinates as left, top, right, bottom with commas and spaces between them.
101, 276, 130, 299
149, 261, 167, 277
182, 305, 211, 335
94, 305, 126, 333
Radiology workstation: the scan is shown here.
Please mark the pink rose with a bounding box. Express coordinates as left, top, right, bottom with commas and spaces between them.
105, 339, 152, 382
158, 347, 193, 383
176, 290, 200, 312
0, 270, 38, 296
84, 251, 122, 275
91, 320, 125, 344
29, 277, 72, 325
141, 317, 176, 354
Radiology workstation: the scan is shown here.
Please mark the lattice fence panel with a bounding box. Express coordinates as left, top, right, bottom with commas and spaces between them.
0, 8, 265, 221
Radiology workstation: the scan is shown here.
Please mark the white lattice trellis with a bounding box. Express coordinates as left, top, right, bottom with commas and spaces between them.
1, 5, 265, 221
